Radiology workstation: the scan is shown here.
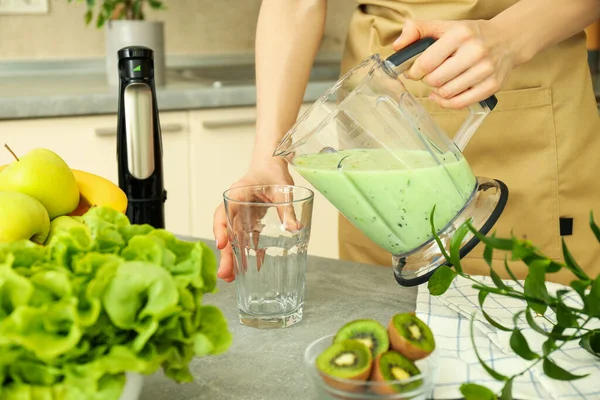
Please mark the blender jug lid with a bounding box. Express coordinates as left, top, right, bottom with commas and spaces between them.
393, 177, 509, 287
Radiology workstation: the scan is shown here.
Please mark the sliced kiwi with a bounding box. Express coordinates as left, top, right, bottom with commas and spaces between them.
316, 339, 373, 384
333, 319, 390, 359
371, 351, 423, 395
388, 313, 435, 361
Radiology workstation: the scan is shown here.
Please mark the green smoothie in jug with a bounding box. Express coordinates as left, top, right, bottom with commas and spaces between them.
292, 149, 477, 255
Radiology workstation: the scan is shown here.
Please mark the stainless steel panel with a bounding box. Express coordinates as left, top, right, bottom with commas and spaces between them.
124, 82, 155, 179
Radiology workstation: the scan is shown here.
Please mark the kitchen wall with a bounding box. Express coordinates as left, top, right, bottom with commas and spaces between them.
0, 0, 356, 60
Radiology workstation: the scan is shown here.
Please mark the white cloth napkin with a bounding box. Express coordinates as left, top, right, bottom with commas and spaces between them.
415, 275, 600, 399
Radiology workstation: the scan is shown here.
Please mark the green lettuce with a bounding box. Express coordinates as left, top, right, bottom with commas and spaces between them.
0, 206, 232, 400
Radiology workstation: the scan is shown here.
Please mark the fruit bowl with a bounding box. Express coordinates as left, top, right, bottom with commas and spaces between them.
304, 334, 440, 400
0, 164, 128, 216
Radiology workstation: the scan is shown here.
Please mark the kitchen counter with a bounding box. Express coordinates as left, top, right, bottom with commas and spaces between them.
0, 54, 342, 120
138, 238, 418, 400
1, 54, 598, 120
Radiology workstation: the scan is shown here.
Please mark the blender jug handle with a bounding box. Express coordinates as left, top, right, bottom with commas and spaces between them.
385, 37, 498, 151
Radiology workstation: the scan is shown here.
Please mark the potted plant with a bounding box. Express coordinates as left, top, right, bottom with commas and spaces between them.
68, 0, 168, 87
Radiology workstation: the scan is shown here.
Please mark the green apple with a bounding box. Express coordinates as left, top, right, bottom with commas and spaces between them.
0, 148, 80, 219
44, 215, 85, 245
0, 191, 50, 244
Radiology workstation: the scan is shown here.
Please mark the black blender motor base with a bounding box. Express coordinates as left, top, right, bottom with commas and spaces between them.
115, 46, 167, 229
393, 177, 509, 287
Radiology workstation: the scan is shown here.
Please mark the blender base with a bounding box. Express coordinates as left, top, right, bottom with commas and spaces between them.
393, 177, 509, 287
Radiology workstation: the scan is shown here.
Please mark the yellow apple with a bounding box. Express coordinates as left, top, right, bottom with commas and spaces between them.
0, 191, 50, 244
0, 148, 80, 219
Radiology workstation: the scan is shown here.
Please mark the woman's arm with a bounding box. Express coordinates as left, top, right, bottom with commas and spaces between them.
213, 0, 327, 283
392, 0, 600, 109
252, 0, 327, 168
494, 0, 600, 65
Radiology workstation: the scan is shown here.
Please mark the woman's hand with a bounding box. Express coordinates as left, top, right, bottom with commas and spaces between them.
393, 19, 522, 110
213, 158, 295, 283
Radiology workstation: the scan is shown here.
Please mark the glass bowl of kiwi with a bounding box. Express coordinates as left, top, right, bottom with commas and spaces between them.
304, 313, 440, 399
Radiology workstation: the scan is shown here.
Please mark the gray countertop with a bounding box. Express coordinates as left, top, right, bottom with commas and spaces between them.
0, 54, 342, 120
139, 238, 418, 400
1, 54, 597, 121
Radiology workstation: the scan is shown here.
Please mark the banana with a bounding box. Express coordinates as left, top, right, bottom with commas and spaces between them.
69, 169, 128, 216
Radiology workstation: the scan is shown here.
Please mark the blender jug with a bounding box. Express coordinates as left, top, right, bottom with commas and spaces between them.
274, 38, 508, 287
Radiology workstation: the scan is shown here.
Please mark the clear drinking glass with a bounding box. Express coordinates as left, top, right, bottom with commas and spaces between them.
223, 184, 314, 329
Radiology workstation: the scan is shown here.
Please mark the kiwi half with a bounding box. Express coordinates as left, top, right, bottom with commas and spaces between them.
333, 319, 390, 359
316, 339, 373, 392
371, 350, 423, 395
388, 313, 435, 361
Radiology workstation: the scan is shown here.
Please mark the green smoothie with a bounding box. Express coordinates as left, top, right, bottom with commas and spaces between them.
292, 149, 476, 254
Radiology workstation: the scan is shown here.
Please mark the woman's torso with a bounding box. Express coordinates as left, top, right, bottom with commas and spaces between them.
336, 0, 600, 284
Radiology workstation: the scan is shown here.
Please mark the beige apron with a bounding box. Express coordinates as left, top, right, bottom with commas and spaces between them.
337, 0, 600, 285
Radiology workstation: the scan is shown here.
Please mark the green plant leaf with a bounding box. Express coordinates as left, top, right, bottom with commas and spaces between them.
586, 275, 600, 318
561, 238, 589, 280
524, 259, 550, 314
542, 337, 557, 356
517, 244, 562, 273
500, 378, 514, 400
449, 222, 470, 274
590, 211, 600, 242
133, 0, 143, 19
512, 310, 525, 325
512, 239, 536, 261
543, 357, 589, 381
579, 329, 600, 359
427, 266, 457, 296
430, 206, 452, 263
460, 383, 497, 400
490, 267, 508, 290
84, 9, 93, 25
149, 0, 166, 9
522, 252, 563, 273
479, 291, 512, 332
555, 298, 579, 329
509, 329, 540, 360
469, 313, 509, 382
570, 279, 591, 303
524, 308, 578, 341
96, 13, 106, 28
551, 325, 572, 341
545, 259, 564, 273
504, 257, 524, 288
466, 222, 514, 250
483, 234, 494, 267
525, 307, 551, 337
477, 235, 508, 290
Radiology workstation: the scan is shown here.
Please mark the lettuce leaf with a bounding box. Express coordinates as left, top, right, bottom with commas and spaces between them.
0, 206, 231, 400
0, 298, 82, 362
0, 254, 34, 318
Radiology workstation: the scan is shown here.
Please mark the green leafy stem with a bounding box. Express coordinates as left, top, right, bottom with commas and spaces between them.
426, 206, 600, 400
67, 0, 167, 28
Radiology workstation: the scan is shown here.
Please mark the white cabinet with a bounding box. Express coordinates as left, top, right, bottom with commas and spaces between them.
0, 111, 191, 236
0, 105, 340, 260
188, 105, 339, 259
188, 106, 258, 241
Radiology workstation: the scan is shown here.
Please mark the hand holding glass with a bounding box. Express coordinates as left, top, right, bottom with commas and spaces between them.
223, 185, 314, 329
